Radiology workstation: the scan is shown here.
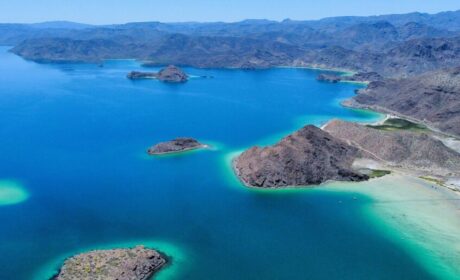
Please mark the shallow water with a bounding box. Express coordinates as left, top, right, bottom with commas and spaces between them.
0, 46, 442, 279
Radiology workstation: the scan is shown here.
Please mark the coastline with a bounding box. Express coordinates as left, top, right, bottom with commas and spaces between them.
341, 99, 460, 139
225, 71, 460, 278
276, 64, 357, 75
229, 148, 460, 279
10, 52, 360, 76
325, 174, 460, 280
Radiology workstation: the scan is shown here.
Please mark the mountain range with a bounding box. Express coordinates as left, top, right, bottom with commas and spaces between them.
2, 10, 460, 78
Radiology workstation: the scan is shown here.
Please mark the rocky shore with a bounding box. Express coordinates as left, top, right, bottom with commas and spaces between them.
52, 246, 167, 280
233, 118, 460, 189
147, 138, 206, 155
233, 125, 368, 188
128, 65, 188, 83
317, 72, 383, 83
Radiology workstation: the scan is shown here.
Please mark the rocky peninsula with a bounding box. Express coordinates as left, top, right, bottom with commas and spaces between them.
234, 119, 460, 189
52, 246, 167, 280
233, 125, 368, 188
128, 65, 188, 83
147, 138, 206, 155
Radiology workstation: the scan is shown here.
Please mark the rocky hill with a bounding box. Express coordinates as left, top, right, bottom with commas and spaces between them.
7, 10, 460, 77
348, 67, 460, 137
324, 120, 460, 177
52, 246, 167, 280
233, 125, 368, 188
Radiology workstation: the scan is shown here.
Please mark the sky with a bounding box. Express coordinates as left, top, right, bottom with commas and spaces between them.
0, 0, 459, 24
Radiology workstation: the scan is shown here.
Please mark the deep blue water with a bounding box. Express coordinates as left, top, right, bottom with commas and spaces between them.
0, 47, 436, 279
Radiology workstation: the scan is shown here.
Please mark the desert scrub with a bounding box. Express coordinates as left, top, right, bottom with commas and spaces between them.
368, 118, 427, 132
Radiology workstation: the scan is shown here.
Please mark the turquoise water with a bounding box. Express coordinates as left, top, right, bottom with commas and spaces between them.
0, 46, 437, 279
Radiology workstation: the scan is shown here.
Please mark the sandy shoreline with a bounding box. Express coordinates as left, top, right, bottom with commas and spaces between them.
227, 147, 460, 279
226, 67, 460, 278
325, 174, 460, 279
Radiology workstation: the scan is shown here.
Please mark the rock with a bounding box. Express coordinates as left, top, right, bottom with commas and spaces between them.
348, 72, 383, 82
52, 246, 167, 280
317, 74, 341, 83
127, 71, 157, 79
157, 65, 188, 83
127, 65, 188, 83
323, 119, 460, 177
317, 72, 382, 83
233, 125, 368, 188
147, 138, 205, 155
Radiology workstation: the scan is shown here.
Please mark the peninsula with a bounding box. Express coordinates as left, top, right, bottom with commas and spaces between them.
52, 246, 167, 280
234, 119, 460, 189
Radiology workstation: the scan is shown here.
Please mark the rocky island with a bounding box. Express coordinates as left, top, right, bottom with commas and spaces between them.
233, 125, 368, 188
52, 246, 167, 280
147, 138, 206, 155
128, 65, 188, 83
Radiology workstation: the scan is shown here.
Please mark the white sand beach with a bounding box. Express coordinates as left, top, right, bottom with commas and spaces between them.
325, 174, 460, 279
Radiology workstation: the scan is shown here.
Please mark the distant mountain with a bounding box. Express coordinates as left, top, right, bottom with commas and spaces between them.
29, 21, 94, 30
305, 10, 460, 31
4, 9, 460, 77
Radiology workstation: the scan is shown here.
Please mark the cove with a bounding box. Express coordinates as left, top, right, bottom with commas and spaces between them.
0, 46, 439, 279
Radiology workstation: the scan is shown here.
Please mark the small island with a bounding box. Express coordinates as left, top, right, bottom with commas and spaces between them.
147, 138, 206, 155
127, 65, 188, 83
52, 246, 167, 280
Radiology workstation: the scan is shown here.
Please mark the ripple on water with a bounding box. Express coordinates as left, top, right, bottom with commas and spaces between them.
0, 180, 29, 206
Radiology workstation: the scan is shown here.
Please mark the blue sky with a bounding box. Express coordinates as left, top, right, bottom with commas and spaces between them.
0, 0, 459, 24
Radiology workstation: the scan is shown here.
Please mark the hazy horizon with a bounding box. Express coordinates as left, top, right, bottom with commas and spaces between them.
3, 9, 460, 26
0, 0, 459, 25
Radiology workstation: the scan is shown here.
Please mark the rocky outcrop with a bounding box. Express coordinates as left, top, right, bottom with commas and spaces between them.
156, 65, 188, 82
323, 120, 460, 177
148, 138, 205, 155
349, 67, 460, 137
317, 74, 341, 83
348, 72, 383, 82
317, 72, 383, 83
52, 246, 167, 280
127, 71, 157, 79
234, 119, 460, 189
127, 65, 188, 83
234, 125, 368, 188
